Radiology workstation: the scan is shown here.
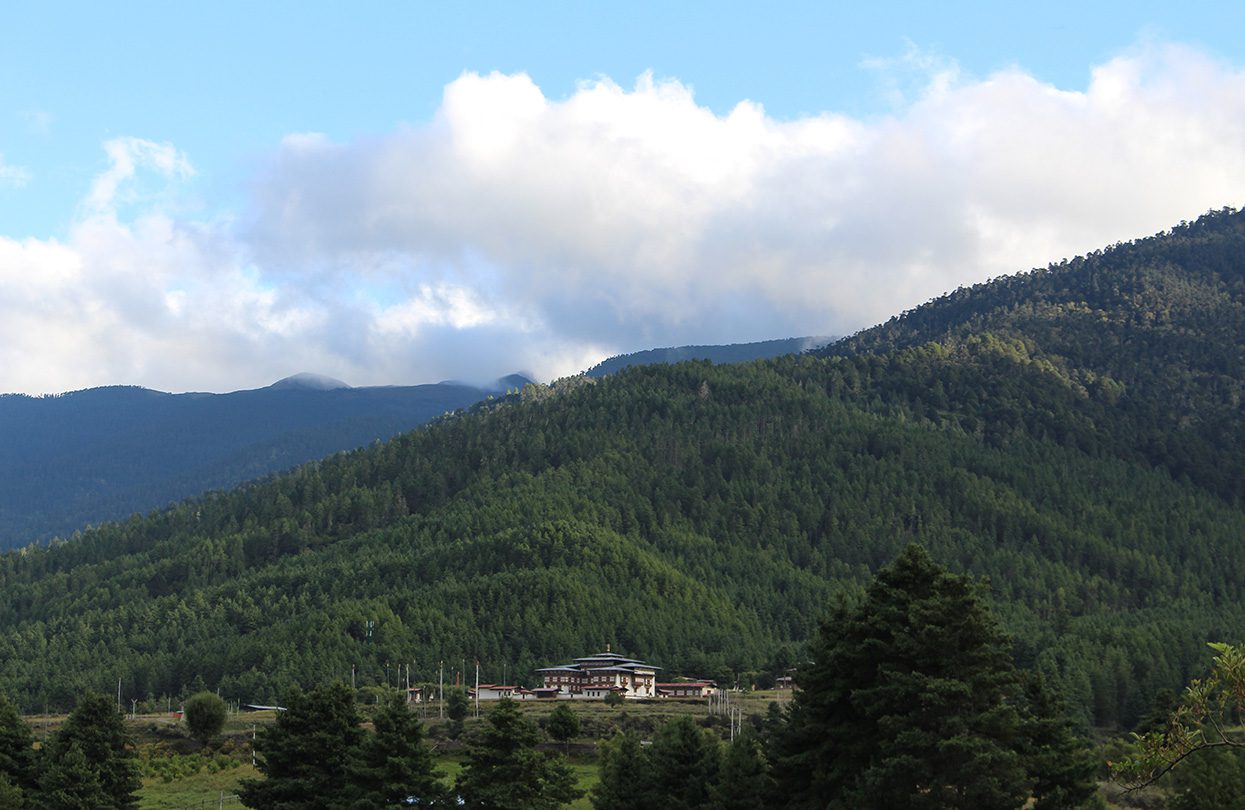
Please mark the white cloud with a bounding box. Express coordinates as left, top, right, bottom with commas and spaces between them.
0, 154, 31, 188
4, 43, 1245, 395
84, 137, 195, 214
247, 45, 1245, 359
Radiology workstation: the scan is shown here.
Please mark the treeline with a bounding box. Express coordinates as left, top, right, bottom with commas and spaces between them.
2, 211, 1245, 729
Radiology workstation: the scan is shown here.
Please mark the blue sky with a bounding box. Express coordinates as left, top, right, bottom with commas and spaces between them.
2, 2, 1245, 393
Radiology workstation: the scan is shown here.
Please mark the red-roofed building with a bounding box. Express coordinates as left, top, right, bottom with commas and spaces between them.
656, 681, 718, 699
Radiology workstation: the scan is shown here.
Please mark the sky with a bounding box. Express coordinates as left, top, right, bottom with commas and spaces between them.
3, 2, 1245, 394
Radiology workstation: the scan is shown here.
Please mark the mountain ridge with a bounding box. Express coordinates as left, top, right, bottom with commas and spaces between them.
0, 209, 1242, 730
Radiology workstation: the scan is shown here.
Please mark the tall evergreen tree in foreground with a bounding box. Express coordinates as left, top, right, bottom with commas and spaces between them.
712, 730, 772, 810
455, 699, 582, 810
36, 691, 140, 810
593, 731, 647, 810
773, 543, 1097, 810
239, 682, 363, 809
348, 694, 443, 808
645, 715, 721, 810
0, 694, 35, 795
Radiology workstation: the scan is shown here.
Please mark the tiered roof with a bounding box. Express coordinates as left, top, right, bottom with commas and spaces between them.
536, 651, 660, 674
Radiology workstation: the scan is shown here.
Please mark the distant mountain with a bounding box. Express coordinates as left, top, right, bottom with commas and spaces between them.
584, 336, 835, 377
268, 372, 352, 391
0, 375, 529, 550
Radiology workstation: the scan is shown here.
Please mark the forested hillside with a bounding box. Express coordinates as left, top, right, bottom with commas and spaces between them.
584, 336, 833, 377
0, 376, 527, 550
820, 207, 1245, 503
2, 210, 1244, 732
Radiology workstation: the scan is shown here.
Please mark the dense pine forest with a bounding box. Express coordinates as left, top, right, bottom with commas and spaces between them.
2, 208, 1244, 732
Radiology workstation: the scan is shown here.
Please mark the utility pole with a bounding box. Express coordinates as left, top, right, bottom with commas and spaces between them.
474, 660, 480, 718
351, 664, 356, 691
438, 661, 444, 720
117, 676, 122, 711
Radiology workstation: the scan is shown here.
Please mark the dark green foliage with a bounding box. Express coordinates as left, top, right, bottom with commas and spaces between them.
447, 687, 468, 739
595, 716, 723, 810
38, 692, 140, 810
545, 703, 580, 751
1165, 747, 1245, 810
0, 773, 21, 810
347, 695, 443, 809
184, 691, 227, 747
820, 207, 1245, 506
644, 716, 721, 810
585, 337, 828, 377
34, 742, 106, 810
0, 694, 34, 793
711, 731, 771, 810
603, 691, 624, 708
774, 545, 1029, 810
447, 688, 468, 722
1020, 675, 1100, 810
454, 699, 582, 810
238, 682, 363, 809
592, 732, 646, 810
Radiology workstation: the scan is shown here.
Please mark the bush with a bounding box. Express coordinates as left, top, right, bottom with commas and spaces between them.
184, 692, 227, 747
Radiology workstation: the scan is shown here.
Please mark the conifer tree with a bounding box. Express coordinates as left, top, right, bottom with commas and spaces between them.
645, 715, 721, 810
1165, 748, 1245, 810
33, 742, 105, 810
712, 730, 772, 810
347, 695, 443, 808
545, 703, 580, 754
1020, 674, 1101, 810
455, 699, 582, 810
0, 695, 35, 794
239, 682, 363, 809
773, 544, 1030, 810
38, 691, 140, 810
0, 774, 22, 810
592, 732, 647, 810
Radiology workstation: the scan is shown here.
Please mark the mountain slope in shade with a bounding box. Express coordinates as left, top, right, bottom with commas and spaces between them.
0, 377, 525, 550
584, 336, 835, 377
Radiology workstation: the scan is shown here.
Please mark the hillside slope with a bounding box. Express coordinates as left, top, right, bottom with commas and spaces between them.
0, 377, 527, 549
584, 336, 834, 377
1, 210, 1243, 730
820, 207, 1245, 502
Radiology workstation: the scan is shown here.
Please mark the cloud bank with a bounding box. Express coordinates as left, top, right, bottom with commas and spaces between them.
3, 43, 1245, 394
